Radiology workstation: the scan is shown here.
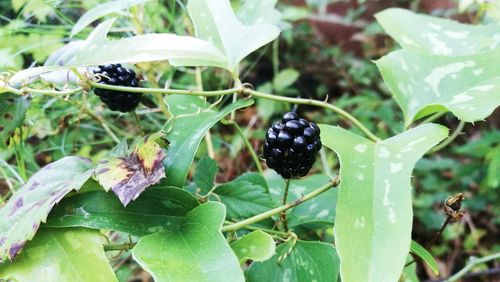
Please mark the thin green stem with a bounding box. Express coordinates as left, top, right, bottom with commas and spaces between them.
221, 178, 339, 232
221, 119, 263, 174
223, 221, 289, 237
91, 81, 239, 96
196, 67, 215, 159
428, 121, 465, 154
245, 89, 380, 142
445, 252, 500, 282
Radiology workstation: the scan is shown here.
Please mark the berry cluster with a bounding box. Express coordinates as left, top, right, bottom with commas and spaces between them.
263, 112, 322, 179
93, 64, 141, 112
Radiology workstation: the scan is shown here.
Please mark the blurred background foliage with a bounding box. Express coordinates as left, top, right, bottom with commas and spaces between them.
0, 0, 498, 281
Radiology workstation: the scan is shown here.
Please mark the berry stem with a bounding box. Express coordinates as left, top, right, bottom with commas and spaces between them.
221, 177, 339, 232
280, 178, 292, 231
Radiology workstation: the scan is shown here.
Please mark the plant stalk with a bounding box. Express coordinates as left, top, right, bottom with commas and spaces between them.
221, 178, 339, 232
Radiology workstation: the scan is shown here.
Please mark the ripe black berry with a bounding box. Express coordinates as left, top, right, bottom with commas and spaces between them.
263, 112, 322, 179
93, 64, 142, 112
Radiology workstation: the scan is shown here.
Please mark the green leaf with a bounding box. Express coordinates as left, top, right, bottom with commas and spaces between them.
376, 48, 500, 125
0, 156, 93, 261
10, 19, 227, 84
71, 0, 152, 37
265, 172, 337, 227
46, 186, 199, 236
132, 202, 244, 282
163, 96, 254, 187
0, 228, 117, 282
170, 0, 281, 73
246, 241, 340, 282
319, 124, 448, 282
375, 8, 500, 56
95, 132, 166, 206
273, 68, 300, 92
410, 240, 439, 276
0, 94, 29, 148
230, 230, 276, 264
237, 0, 281, 26
213, 173, 275, 220
194, 156, 219, 194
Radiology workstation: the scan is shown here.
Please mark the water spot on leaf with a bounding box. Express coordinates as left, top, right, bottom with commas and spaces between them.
354, 144, 367, 153
317, 210, 329, 218
390, 163, 403, 173
378, 146, 390, 158
354, 217, 365, 229
424, 60, 475, 97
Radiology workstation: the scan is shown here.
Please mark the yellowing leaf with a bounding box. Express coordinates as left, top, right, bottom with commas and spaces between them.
95, 133, 166, 206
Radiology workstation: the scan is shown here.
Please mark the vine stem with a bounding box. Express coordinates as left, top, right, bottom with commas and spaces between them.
220, 119, 263, 174
280, 179, 291, 231
6, 79, 380, 142
221, 178, 339, 232
428, 121, 465, 154
445, 252, 500, 282
245, 89, 380, 142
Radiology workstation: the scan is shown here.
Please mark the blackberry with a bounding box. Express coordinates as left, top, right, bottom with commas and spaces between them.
93, 64, 142, 112
263, 112, 322, 179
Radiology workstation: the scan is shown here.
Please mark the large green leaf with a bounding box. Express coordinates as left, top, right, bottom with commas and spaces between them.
213, 173, 275, 220
0, 228, 117, 281
163, 96, 253, 187
319, 124, 448, 282
95, 132, 166, 206
376, 8, 500, 56
71, 0, 152, 37
0, 94, 29, 148
230, 230, 276, 264
376, 48, 500, 125
46, 187, 199, 236
246, 241, 340, 282
0, 156, 93, 261
132, 202, 244, 282
265, 172, 337, 227
10, 19, 227, 84
170, 0, 281, 73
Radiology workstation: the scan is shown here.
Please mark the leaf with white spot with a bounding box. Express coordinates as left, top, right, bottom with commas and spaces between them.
376, 48, 500, 125
376, 8, 500, 56
132, 202, 244, 281
230, 230, 275, 264
319, 124, 448, 282
0, 157, 93, 261
0, 228, 117, 281
10, 19, 227, 84
170, 0, 281, 73
237, 0, 281, 26
246, 241, 340, 282
71, 0, 152, 37
95, 132, 166, 206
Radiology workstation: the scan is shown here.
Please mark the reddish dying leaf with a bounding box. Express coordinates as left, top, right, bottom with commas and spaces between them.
95, 132, 166, 206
